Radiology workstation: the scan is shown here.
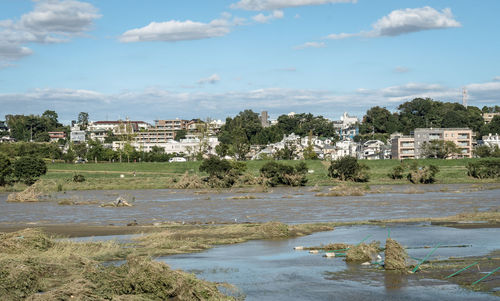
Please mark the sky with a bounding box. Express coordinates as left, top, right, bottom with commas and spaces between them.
0, 0, 499, 124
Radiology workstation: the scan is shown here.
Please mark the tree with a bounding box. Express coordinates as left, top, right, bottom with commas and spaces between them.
274, 141, 297, 160
360, 106, 399, 134
174, 129, 187, 141
260, 161, 308, 187
421, 140, 460, 159
328, 156, 369, 182
78, 112, 89, 129
481, 116, 500, 137
13, 157, 47, 185
73, 143, 88, 159
0, 153, 13, 186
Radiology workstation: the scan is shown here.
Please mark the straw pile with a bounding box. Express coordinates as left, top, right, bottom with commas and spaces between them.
384, 238, 407, 270
345, 241, 380, 262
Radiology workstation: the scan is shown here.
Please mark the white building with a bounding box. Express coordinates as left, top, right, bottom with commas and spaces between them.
483, 133, 500, 148
113, 136, 219, 155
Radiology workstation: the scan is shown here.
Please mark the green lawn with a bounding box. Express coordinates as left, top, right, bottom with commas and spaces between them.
37, 158, 500, 190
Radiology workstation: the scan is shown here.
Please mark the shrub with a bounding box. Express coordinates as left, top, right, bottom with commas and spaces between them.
0, 153, 13, 186
407, 163, 439, 184
328, 156, 370, 182
73, 174, 86, 182
199, 156, 247, 188
388, 164, 405, 180
13, 156, 47, 185
260, 161, 308, 187
467, 159, 500, 179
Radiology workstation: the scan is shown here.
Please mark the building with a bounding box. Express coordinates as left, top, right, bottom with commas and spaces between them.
482, 133, 500, 148
48, 131, 66, 142
392, 128, 473, 159
88, 120, 149, 142
70, 126, 86, 143
154, 119, 189, 131
391, 136, 415, 160
482, 112, 500, 123
0, 121, 8, 132
113, 136, 219, 155
333, 112, 359, 140
361, 140, 388, 160
259, 111, 270, 128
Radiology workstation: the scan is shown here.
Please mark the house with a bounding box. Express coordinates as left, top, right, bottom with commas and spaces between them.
482, 133, 500, 148
48, 131, 66, 142
361, 140, 387, 160
482, 112, 500, 123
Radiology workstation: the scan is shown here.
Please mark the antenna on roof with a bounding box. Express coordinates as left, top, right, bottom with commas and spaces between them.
462, 87, 468, 108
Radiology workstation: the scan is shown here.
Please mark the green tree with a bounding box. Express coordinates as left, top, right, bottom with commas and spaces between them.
73, 143, 88, 159
174, 129, 187, 141
13, 156, 47, 185
421, 140, 460, 159
78, 112, 89, 129
360, 106, 400, 134
0, 153, 13, 186
328, 156, 370, 182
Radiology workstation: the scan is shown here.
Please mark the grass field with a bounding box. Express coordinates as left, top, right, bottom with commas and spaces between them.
3, 158, 499, 192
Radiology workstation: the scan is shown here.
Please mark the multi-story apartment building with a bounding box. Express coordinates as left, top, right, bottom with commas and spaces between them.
88, 120, 149, 142
154, 119, 189, 131
392, 128, 473, 159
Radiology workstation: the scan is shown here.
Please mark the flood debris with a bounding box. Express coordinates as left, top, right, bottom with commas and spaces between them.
173, 172, 206, 189
294, 246, 304, 250
345, 241, 381, 263
384, 238, 407, 271
6, 184, 42, 202
100, 196, 133, 207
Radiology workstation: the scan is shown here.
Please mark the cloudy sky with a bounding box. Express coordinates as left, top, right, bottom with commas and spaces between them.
1, 0, 499, 123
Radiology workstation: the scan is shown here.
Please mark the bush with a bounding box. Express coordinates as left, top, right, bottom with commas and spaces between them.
328, 156, 370, 182
388, 164, 405, 180
73, 174, 86, 182
13, 156, 47, 185
407, 163, 439, 184
199, 156, 247, 188
0, 153, 13, 186
467, 159, 500, 179
260, 161, 308, 187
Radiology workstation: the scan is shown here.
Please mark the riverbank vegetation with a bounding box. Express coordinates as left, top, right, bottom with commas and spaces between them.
1, 157, 499, 193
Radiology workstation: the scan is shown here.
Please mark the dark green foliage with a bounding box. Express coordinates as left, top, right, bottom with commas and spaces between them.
467, 159, 500, 179
407, 162, 439, 184
5, 111, 68, 142
480, 115, 500, 137
388, 164, 405, 179
260, 161, 308, 187
474, 145, 500, 158
0, 153, 13, 186
199, 156, 247, 187
360, 106, 400, 134
174, 129, 187, 141
13, 156, 47, 185
328, 156, 370, 182
0, 142, 63, 159
73, 174, 86, 182
421, 140, 460, 159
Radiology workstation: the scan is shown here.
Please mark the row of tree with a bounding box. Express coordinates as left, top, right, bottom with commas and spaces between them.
360, 98, 500, 138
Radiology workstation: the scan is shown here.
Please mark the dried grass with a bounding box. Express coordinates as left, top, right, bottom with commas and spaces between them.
6, 185, 42, 202
345, 241, 381, 262
384, 238, 407, 270
173, 172, 206, 189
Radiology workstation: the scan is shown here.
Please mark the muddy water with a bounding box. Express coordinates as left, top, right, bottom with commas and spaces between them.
0, 184, 499, 226
162, 225, 499, 301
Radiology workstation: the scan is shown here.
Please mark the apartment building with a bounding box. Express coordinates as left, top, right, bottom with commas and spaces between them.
154, 119, 189, 131
392, 128, 473, 159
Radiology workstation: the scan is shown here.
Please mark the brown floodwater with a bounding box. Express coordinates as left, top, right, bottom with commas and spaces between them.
0, 184, 499, 226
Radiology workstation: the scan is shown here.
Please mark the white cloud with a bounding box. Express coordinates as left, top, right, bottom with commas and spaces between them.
2, 79, 499, 122
326, 7, 461, 40
492, 76, 500, 82
120, 18, 236, 43
293, 41, 325, 50
0, 0, 100, 64
252, 10, 284, 23
231, 0, 356, 11
198, 74, 221, 85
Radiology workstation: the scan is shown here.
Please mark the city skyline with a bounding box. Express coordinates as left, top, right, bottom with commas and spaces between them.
1, 0, 499, 123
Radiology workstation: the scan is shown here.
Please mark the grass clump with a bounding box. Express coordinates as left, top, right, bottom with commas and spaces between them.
384, 238, 407, 270
173, 172, 206, 189
345, 241, 381, 262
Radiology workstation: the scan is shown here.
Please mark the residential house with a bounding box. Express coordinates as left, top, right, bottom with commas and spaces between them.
482, 133, 500, 148
48, 131, 66, 142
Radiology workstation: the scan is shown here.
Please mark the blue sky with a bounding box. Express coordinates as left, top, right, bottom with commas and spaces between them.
0, 0, 499, 123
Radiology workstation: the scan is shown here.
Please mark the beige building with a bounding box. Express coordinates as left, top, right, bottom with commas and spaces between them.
392, 128, 473, 159
483, 112, 500, 123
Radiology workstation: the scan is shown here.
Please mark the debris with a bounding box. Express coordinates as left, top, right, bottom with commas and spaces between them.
361, 262, 371, 266
294, 246, 304, 250
384, 238, 407, 270
345, 241, 380, 263
309, 250, 319, 254
6, 185, 42, 202
412, 243, 441, 273
444, 262, 479, 279
324, 252, 336, 258
472, 266, 500, 285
